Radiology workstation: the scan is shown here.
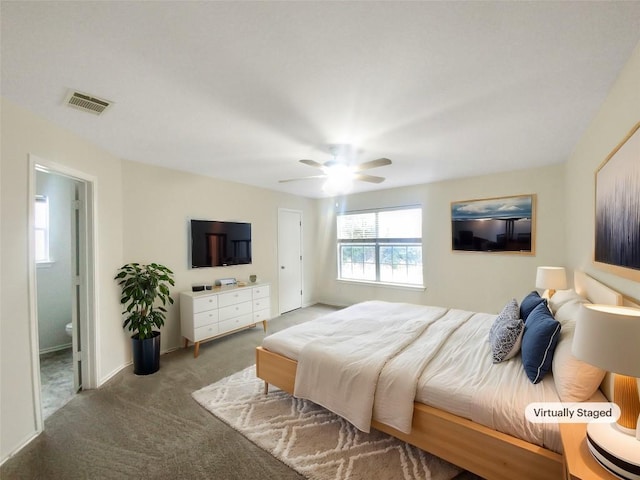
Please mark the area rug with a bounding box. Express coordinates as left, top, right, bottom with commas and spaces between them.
192, 366, 463, 480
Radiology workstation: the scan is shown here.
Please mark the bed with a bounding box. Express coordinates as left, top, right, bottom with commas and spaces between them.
255, 271, 630, 480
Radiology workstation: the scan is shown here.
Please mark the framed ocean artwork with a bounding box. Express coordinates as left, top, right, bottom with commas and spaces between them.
451, 194, 535, 255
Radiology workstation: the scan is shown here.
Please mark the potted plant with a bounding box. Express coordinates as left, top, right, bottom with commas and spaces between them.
115, 262, 175, 375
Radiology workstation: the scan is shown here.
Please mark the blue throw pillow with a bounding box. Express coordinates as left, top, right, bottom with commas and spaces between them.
520, 291, 547, 322
521, 302, 562, 384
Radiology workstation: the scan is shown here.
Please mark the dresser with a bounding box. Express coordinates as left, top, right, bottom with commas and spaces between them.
180, 282, 271, 357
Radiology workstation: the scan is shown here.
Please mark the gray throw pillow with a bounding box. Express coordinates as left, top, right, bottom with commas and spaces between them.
489, 298, 524, 363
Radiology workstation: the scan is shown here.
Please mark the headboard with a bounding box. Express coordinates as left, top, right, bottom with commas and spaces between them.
574, 270, 623, 306
573, 270, 637, 401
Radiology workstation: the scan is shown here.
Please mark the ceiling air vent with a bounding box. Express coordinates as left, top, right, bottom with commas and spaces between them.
65, 90, 112, 115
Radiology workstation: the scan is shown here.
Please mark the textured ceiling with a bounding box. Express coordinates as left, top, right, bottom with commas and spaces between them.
2, 1, 640, 198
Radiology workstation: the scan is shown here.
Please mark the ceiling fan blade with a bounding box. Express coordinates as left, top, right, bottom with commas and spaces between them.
354, 174, 385, 184
279, 174, 327, 183
353, 158, 392, 172
299, 159, 325, 169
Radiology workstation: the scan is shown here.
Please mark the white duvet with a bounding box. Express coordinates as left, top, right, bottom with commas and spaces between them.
261, 300, 574, 452
292, 301, 449, 432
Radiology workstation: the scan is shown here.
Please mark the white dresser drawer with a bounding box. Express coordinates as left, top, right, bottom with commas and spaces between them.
252, 298, 270, 312
193, 323, 219, 341
252, 285, 270, 300
218, 289, 252, 307
219, 301, 252, 321
181, 282, 271, 358
193, 309, 218, 329
193, 295, 218, 313
219, 314, 253, 335
253, 308, 270, 323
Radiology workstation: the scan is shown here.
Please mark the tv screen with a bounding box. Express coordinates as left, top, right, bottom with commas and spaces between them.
190, 220, 252, 268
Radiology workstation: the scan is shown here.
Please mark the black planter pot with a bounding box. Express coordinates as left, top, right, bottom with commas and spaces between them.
132, 331, 161, 375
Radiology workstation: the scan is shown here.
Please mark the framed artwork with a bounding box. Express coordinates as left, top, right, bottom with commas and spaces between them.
594, 121, 640, 281
451, 194, 536, 254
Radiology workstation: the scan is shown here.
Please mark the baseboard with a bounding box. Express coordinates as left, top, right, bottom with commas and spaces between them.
0, 430, 40, 467
98, 361, 130, 387
39, 343, 72, 355
315, 299, 350, 308
97, 344, 181, 387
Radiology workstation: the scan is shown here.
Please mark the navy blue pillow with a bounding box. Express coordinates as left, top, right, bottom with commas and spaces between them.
521, 302, 562, 384
520, 291, 547, 322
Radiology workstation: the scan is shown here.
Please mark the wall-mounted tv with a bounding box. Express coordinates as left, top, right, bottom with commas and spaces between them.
190, 219, 252, 268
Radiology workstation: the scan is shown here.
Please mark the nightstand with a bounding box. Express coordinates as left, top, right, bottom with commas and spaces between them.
559, 423, 618, 480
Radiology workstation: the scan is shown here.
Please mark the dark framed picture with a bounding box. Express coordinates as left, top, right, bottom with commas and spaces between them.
451, 194, 536, 254
594, 121, 640, 281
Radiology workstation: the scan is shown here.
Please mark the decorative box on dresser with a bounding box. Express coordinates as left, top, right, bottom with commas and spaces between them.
180, 282, 270, 357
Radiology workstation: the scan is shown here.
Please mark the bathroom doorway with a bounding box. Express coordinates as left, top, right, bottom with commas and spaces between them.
31, 160, 95, 422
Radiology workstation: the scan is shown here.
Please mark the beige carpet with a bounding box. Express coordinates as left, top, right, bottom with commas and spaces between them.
193, 366, 464, 480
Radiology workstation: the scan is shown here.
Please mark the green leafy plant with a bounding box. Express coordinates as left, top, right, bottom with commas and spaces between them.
114, 263, 175, 340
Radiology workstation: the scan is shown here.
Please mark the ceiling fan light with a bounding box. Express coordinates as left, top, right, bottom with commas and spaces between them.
322, 169, 354, 195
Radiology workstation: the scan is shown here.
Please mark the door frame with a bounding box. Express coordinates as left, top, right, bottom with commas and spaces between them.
277, 208, 303, 315
27, 155, 98, 431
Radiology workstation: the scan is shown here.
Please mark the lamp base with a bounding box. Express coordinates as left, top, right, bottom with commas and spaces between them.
586, 422, 640, 480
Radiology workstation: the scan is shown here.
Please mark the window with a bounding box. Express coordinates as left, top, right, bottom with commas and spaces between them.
337, 206, 423, 286
35, 195, 50, 263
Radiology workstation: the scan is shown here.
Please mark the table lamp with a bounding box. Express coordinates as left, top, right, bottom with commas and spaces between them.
572, 304, 640, 479
535, 266, 567, 298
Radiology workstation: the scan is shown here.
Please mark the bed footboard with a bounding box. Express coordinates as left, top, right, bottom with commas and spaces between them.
255, 346, 563, 480
256, 346, 297, 394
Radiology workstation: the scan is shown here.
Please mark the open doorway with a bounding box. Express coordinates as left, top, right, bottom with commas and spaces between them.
29, 157, 96, 426
35, 170, 82, 417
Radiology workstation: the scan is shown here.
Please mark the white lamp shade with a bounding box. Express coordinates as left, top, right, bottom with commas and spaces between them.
572, 304, 640, 377
535, 266, 567, 290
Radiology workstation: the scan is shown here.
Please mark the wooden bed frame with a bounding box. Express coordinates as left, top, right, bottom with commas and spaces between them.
255, 271, 629, 480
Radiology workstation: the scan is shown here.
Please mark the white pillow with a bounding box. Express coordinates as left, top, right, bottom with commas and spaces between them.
553, 294, 589, 326
548, 289, 585, 315
552, 310, 606, 402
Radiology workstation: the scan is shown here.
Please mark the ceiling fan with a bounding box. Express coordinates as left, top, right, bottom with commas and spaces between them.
279, 145, 392, 193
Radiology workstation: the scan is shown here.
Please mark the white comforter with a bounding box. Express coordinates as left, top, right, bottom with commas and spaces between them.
292, 301, 449, 433
261, 300, 575, 452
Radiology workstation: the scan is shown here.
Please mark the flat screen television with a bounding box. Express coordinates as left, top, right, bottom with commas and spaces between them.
190, 219, 252, 268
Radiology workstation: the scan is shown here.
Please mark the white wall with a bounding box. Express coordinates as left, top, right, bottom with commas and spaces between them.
1, 98, 125, 462
0, 98, 320, 463
316, 164, 567, 313
1, 40, 638, 465
36, 171, 74, 353
120, 160, 318, 352
565, 41, 640, 301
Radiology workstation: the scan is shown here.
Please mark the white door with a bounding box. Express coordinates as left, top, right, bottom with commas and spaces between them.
70, 180, 87, 392
278, 209, 302, 314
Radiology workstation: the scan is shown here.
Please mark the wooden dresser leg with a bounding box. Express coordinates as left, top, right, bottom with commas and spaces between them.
264, 382, 269, 394
194, 342, 200, 358
262, 320, 267, 332
183, 338, 189, 348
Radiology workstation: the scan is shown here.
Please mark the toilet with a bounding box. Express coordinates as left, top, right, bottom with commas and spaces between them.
65, 322, 73, 337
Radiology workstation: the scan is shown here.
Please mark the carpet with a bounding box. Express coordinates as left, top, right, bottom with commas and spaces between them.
192, 366, 463, 480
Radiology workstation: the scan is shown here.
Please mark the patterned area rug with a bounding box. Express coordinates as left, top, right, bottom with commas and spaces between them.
192, 366, 463, 480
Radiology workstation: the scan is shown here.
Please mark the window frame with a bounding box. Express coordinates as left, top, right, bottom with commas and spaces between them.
35, 194, 52, 264
336, 206, 424, 288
